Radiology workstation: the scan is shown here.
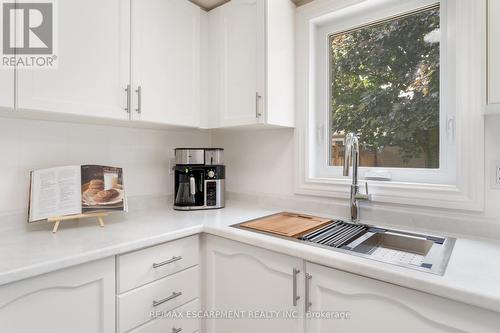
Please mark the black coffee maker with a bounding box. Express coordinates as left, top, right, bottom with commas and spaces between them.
173, 148, 225, 210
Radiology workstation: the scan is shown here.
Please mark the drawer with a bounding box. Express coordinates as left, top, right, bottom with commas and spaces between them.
118, 265, 199, 333
129, 299, 200, 333
117, 235, 199, 293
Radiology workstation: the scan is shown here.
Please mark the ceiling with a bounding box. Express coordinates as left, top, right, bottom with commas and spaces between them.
189, 0, 313, 11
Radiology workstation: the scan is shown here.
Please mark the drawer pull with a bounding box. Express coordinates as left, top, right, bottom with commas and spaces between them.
292, 268, 300, 306
172, 328, 182, 333
153, 256, 183, 268
305, 273, 312, 312
152, 291, 183, 307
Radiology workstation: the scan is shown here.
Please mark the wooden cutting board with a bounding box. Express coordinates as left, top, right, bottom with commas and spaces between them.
239, 212, 332, 238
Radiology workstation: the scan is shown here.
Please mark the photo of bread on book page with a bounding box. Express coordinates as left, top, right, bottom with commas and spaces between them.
81, 165, 125, 212
28, 165, 127, 222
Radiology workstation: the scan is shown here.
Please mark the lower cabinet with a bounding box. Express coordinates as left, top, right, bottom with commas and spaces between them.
204, 236, 500, 333
117, 265, 200, 332
116, 235, 200, 333
305, 262, 500, 333
204, 235, 304, 333
2, 236, 499, 333
0, 257, 115, 333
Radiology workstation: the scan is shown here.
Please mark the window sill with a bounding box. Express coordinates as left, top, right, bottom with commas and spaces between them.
294, 176, 483, 211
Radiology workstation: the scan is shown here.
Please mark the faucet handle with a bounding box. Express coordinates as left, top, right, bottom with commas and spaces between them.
364, 181, 372, 200
356, 182, 372, 201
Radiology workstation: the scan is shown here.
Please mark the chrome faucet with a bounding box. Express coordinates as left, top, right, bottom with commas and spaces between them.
343, 132, 371, 222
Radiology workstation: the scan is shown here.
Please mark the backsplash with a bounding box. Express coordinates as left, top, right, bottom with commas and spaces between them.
0, 117, 210, 216
3, 116, 500, 239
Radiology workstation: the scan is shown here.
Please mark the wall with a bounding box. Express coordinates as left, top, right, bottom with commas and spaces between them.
0, 117, 211, 216
211, 128, 295, 196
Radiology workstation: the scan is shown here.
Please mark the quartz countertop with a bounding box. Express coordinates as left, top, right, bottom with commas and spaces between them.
1, 200, 500, 314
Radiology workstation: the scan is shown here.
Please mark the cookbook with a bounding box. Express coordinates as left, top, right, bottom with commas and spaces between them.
28, 165, 127, 222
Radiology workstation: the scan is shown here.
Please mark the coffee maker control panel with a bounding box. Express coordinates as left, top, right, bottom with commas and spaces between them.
206, 181, 217, 206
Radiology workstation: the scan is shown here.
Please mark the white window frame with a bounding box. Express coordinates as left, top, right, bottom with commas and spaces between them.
295, 0, 486, 210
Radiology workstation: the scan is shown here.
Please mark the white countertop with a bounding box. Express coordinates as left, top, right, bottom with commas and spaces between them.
1, 200, 500, 314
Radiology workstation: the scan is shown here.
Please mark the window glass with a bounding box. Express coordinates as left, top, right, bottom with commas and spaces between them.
329, 6, 440, 168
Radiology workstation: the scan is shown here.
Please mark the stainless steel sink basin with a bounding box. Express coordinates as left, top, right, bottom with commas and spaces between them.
233, 216, 455, 275
341, 228, 454, 275
352, 232, 434, 256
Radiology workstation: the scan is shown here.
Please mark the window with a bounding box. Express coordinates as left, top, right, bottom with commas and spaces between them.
329, 6, 441, 169
296, 0, 485, 210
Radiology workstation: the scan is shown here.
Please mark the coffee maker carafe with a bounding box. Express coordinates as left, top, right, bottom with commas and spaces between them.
174, 148, 225, 210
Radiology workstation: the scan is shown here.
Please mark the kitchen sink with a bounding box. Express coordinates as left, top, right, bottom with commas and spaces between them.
349, 232, 434, 258
233, 216, 455, 275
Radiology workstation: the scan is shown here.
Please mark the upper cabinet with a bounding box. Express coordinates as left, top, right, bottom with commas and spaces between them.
206, 0, 295, 128
6, 0, 294, 129
16, 0, 131, 120
487, 0, 500, 108
130, 0, 202, 127
14, 0, 203, 127
0, 69, 14, 110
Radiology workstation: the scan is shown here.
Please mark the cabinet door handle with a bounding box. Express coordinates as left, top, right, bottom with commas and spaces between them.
293, 268, 300, 306
172, 328, 182, 333
152, 256, 183, 268
124, 84, 131, 114
135, 85, 142, 114
255, 92, 262, 118
152, 291, 183, 307
305, 273, 312, 312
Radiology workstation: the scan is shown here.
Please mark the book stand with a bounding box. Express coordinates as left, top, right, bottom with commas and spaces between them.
48, 212, 108, 233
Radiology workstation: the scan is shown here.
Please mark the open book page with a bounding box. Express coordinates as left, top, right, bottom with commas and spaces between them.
29, 166, 82, 222
81, 165, 127, 213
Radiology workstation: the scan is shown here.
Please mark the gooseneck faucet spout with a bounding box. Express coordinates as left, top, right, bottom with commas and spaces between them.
343, 133, 371, 222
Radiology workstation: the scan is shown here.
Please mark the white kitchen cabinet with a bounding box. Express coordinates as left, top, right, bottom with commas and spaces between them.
487, 0, 500, 107
204, 235, 304, 333
117, 234, 199, 293
0, 69, 14, 110
130, 0, 202, 127
16, 0, 130, 120
0, 257, 115, 333
207, 0, 295, 128
305, 262, 500, 333
116, 236, 201, 333
118, 266, 199, 333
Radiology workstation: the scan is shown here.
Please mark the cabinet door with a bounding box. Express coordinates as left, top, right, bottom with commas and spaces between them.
305, 262, 500, 333
0, 257, 115, 333
488, 0, 500, 104
209, 0, 266, 128
131, 0, 201, 127
204, 235, 303, 333
16, 0, 130, 119
0, 69, 14, 109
